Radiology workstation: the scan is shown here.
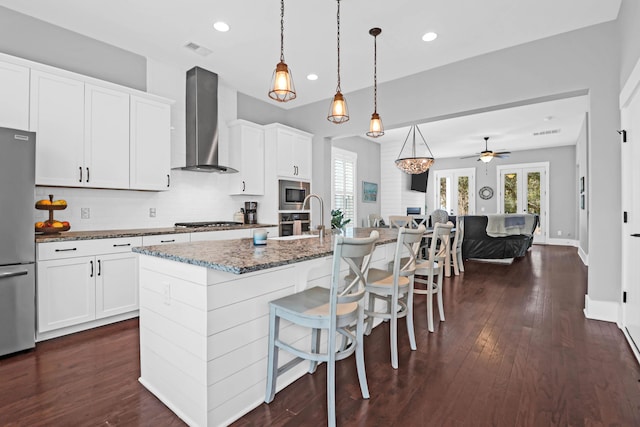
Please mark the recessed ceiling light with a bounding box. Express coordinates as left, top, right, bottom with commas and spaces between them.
307, 74, 318, 81
213, 21, 230, 32
544, 116, 554, 121
422, 32, 438, 42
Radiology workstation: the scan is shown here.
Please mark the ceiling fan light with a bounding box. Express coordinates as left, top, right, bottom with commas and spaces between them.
367, 112, 384, 137
480, 153, 493, 163
328, 91, 349, 123
269, 61, 296, 102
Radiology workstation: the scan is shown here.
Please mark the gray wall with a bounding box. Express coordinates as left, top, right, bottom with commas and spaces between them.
282, 22, 621, 304
332, 136, 381, 228
619, 0, 640, 89
0, 7, 146, 90
575, 116, 589, 255
237, 92, 288, 125
427, 145, 577, 240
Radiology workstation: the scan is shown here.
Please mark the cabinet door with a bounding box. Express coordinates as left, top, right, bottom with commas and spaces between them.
95, 252, 139, 319
130, 95, 171, 191
229, 122, 265, 195
85, 84, 130, 189
0, 61, 30, 130
37, 256, 95, 333
276, 129, 297, 178
31, 70, 85, 186
293, 133, 312, 180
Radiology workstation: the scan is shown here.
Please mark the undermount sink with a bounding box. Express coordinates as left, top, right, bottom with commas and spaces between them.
268, 234, 318, 241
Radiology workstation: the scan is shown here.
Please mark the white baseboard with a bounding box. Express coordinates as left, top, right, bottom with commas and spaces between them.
546, 238, 579, 247
583, 295, 619, 323
577, 246, 588, 266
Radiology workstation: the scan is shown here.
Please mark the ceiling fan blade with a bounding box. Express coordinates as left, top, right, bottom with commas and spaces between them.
494, 154, 510, 158
494, 151, 511, 155
460, 154, 481, 159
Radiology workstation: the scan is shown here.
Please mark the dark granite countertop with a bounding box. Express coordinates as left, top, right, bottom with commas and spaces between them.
35, 223, 278, 243
132, 227, 398, 274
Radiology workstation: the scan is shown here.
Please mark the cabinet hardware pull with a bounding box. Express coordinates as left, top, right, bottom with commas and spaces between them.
167, 174, 170, 187
0, 270, 28, 279
160, 239, 175, 243
97, 260, 101, 276
86, 167, 90, 182
632, 234, 640, 237
55, 248, 77, 252
90, 260, 94, 277
242, 181, 246, 192
79, 167, 83, 183
113, 243, 131, 247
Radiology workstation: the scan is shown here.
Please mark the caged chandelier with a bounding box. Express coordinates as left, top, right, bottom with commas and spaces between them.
395, 125, 435, 174
366, 27, 383, 137
268, 0, 296, 102
327, 0, 349, 123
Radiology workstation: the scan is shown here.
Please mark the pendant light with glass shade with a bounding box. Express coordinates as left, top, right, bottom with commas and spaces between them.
327, 0, 349, 123
395, 125, 435, 174
366, 27, 384, 137
268, 0, 296, 102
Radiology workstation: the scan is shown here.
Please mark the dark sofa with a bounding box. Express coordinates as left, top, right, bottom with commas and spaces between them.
461, 215, 539, 259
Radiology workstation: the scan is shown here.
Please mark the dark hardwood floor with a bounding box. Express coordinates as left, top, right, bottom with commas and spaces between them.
1, 245, 639, 426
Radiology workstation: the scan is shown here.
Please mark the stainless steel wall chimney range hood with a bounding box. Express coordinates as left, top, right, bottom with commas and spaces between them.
181, 66, 237, 173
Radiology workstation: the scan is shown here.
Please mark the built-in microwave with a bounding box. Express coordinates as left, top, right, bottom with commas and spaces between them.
279, 179, 311, 210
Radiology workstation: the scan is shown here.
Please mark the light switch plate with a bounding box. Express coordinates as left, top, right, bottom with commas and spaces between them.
81, 208, 90, 219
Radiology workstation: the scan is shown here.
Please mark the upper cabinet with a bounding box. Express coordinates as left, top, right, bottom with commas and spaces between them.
130, 96, 171, 191
0, 60, 30, 131
85, 84, 131, 189
21, 56, 172, 191
30, 70, 86, 187
265, 124, 313, 181
228, 120, 265, 195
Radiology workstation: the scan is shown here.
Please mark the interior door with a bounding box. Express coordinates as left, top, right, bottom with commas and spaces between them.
499, 165, 547, 243
434, 168, 475, 216
621, 84, 640, 355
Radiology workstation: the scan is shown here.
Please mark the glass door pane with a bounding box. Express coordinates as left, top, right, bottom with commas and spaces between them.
503, 172, 518, 213
458, 176, 469, 215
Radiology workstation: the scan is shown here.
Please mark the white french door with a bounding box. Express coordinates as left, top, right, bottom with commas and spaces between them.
621, 73, 640, 360
433, 168, 475, 216
497, 163, 548, 244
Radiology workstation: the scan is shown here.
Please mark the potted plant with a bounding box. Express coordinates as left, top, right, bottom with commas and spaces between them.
331, 209, 351, 233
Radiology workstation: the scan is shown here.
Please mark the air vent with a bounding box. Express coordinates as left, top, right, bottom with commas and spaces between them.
184, 42, 213, 57
533, 129, 561, 136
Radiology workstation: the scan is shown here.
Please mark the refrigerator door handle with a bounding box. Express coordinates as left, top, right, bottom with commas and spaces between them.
0, 270, 29, 280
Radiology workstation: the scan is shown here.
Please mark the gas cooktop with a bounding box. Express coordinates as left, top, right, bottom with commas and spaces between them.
174, 221, 244, 228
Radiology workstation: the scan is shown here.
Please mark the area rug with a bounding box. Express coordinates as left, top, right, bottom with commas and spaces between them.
468, 257, 514, 265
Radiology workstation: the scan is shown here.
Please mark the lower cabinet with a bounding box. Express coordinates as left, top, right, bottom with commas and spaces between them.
36, 236, 142, 338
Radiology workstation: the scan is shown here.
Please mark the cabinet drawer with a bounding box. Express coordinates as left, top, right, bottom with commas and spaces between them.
142, 233, 190, 246
37, 236, 143, 261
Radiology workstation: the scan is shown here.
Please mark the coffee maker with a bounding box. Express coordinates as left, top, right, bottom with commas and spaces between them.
244, 201, 258, 224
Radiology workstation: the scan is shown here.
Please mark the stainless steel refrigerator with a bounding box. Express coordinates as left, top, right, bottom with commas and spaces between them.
0, 127, 36, 356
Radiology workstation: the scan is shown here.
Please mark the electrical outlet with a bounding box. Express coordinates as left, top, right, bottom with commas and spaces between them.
557, 230, 562, 236
81, 208, 90, 219
149, 208, 156, 218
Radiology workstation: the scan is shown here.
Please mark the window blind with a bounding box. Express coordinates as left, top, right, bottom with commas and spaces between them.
332, 148, 357, 226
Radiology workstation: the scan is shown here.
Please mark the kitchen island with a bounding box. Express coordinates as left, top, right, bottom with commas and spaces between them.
132, 228, 399, 427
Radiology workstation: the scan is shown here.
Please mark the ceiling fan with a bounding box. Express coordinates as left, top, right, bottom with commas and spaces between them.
461, 137, 510, 163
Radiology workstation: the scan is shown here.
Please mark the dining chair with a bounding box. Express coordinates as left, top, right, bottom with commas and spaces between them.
363, 225, 425, 369
414, 222, 453, 332
430, 209, 449, 226
389, 215, 412, 228
411, 215, 428, 228
265, 231, 379, 427
450, 216, 465, 275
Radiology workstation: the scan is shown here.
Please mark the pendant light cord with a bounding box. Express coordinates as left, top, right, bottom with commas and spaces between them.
373, 33, 377, 113
336, 0, 341, 92
280, 0, 285, 62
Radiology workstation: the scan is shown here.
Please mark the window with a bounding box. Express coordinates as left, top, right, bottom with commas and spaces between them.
332, 148, 357, 226
433, 168, 475, 215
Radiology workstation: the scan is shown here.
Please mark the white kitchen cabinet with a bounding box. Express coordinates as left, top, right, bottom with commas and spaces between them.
36, 236, 142, 338
142, 233, 190, 246
37, 256, 96, 333
228, 120, 265, 195
0, 60, 30, 130
84, 84, 130, 189
265, 123, 313, 180
30, 70, 85, 187
95, 252, 139, 319
130, 95, 171, 191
